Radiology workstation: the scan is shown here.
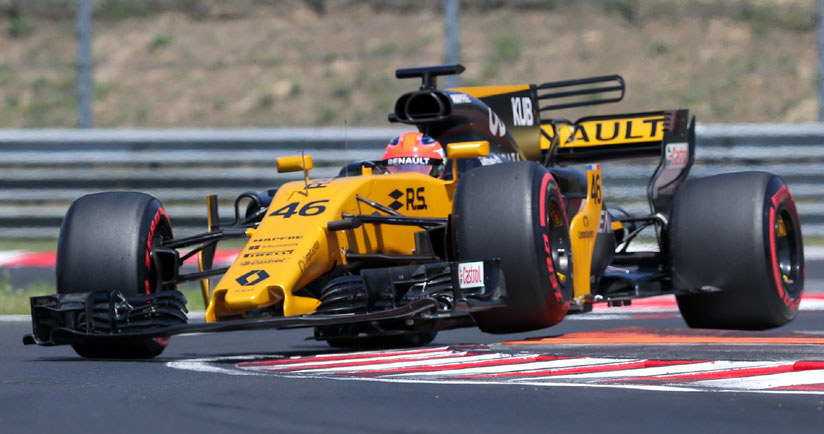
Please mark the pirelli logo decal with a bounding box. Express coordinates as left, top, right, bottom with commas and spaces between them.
561, 116, 665, 148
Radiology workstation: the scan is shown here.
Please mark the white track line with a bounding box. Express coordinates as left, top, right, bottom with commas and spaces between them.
695, 370, 824, 390
510, 361, 777, 381
389, 357, 633, 378
283, 354, 505, 374
246, 349, 459, 371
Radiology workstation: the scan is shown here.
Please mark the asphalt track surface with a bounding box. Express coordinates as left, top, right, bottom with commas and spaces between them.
2, 262, 824, 433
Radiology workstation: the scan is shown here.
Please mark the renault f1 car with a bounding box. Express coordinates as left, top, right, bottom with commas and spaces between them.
24, 64, 804, 358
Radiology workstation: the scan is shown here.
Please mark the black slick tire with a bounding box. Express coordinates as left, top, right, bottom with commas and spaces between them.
668, 172, 804, 330
57, 192, 174, 358
454, 162, 573, 334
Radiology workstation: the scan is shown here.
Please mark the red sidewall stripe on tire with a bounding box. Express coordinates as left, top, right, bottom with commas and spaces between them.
144, 208, 169, 295
768, 184, 801, 310
538, 172, 565, 305
539, 173, 550, 228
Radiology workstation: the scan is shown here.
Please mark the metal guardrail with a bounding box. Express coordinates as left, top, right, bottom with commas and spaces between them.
0, 124, 822, 238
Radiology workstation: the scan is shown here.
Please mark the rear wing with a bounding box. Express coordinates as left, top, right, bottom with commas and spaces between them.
541, 110, 693, 163
543, 109, 696, 214
536, 75, 625, 112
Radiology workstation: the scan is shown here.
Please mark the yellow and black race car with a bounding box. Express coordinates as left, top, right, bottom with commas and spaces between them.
25, 65, 804, 358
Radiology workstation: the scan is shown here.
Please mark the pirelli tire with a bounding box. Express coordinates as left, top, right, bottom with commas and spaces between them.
454, 162, 573, 334
668, 172, 804, 330
57, 192, 174, 358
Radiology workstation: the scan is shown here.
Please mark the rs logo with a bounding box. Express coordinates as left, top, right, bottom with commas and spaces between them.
406, 187, 427, 211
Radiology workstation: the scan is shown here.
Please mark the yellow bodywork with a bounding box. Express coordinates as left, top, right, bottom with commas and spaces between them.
204, 142, 488, 322
568, 164, 603, 301
451, 85, 531, 99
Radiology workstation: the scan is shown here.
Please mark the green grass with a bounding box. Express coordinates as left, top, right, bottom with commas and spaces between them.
0, 273, 53, 315
0, 238, 57, 251
0, 272, 207, 315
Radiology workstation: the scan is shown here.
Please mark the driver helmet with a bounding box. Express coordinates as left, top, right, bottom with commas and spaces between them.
382, 132, 445, 177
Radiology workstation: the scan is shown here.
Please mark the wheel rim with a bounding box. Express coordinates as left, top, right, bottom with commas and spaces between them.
775, 208, 802, 299
147, 219, 173, 294
546, 200, 571, 287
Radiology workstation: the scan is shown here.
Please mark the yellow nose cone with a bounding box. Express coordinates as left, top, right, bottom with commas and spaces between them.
224, 286, 280, 311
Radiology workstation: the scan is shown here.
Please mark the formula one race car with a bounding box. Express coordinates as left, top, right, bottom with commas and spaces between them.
24, 64, 804, 358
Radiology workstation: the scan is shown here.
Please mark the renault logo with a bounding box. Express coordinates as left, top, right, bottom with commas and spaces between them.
236, 269, 270, 286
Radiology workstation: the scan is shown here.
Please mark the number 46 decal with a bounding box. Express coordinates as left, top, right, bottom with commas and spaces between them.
269, 200, 329, 218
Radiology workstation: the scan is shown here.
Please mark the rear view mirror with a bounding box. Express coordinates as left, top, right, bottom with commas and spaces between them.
446, 141, 490, 159
276, 155, 313, 173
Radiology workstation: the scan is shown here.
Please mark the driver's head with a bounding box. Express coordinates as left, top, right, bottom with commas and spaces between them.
382, 132, 445, 177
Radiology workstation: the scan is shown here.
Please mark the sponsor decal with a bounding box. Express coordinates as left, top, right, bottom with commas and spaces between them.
511, 96, 534, 126
406, 187, 427, 211
298, 241, 321, 273
597, 209, 611, 234
253, 236, 302, 242
240, 258, 286, 266
385, 156, 432, 166
488, 108, 507, 137
243, 250, 294, 258
501, 152, 521, 162
566, 117, 664, 145
479, 155, 504, 166
248, 243, 300, 250
388, 188, 427, 211
665, 143, 688, 168
450, 93, 472, 104
388, 189, 404, 211
235, 269, 270, 286
458, 262, 485, 289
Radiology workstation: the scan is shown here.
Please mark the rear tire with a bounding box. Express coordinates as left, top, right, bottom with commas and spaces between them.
668, 172, 804, 330
454, 162, 572, 333
57, 192, 174, 358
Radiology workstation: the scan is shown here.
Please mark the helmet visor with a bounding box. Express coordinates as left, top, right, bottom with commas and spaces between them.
387, 164, 433, 175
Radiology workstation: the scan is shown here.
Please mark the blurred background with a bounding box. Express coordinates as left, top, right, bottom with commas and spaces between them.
0, 0, 821, 244
1, 0, 818, 127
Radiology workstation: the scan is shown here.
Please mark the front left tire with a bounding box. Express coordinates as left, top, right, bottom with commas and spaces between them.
453, 162, 573, 334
